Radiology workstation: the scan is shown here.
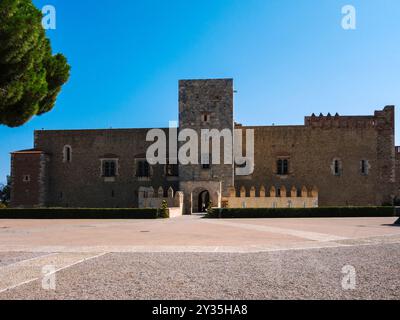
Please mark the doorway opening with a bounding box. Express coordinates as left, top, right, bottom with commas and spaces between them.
198, 190, 210, 213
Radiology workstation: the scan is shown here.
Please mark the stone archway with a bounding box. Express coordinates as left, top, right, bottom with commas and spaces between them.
180, 181, 222, 215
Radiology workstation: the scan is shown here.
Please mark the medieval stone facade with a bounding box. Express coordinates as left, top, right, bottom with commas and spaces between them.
10, 78, 399, 213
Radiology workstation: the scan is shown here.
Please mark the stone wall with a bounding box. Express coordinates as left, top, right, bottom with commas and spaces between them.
33, 129, 179, 208
10, 150, 49, 208
395, 147, 400, 201
235, 106, 396, 206
138, 186, 184, 217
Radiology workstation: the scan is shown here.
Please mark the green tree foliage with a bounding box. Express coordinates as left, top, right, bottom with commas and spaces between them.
0, 176, 11, 206
206, 201, 214, 216
0, 0, 70, 127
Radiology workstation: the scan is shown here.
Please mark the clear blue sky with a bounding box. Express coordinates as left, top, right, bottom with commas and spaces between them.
1, 0, 400, 183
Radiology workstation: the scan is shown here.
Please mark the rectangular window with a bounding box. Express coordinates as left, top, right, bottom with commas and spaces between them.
277, 159, 289, 175
334, 160, 341, 176
136, 160, 150, 177
201, 113, 210, 123
103, 160, 116, 177
283, 159, 288, 174
361, 160, 369, 175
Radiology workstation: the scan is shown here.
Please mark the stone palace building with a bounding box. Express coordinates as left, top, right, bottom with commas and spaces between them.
10, 79, 400, 214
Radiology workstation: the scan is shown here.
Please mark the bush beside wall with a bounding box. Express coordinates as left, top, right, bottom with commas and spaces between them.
0, 208, 161, 219
206, 207, 398, 219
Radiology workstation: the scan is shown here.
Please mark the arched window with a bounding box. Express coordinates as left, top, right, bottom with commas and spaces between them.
63, 145, 72, 163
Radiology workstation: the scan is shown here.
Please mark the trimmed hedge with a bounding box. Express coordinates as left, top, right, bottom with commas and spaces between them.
0, 208, 161, 219
206, 207, 399, 219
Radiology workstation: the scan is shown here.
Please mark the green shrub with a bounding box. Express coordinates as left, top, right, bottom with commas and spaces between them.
0, 203, 7, 209
205, 201, 214, 217
0, 208, 159, 219
206, 207, 397, 219
159, 200, 170, 219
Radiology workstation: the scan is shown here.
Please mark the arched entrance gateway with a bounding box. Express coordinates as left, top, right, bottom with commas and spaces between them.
198, 190, 210, 213
180, 181, 223, 215
191, 188, 212, 213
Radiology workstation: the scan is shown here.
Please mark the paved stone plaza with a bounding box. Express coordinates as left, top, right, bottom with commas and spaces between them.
0, 216, 399, 299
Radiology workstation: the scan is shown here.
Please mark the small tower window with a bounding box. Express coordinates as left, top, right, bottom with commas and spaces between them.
201, 153, 210, 169
166, 164, 179, 177
63, 145, 72, 163
201, 113, 210, 123
22, 175, 31, 182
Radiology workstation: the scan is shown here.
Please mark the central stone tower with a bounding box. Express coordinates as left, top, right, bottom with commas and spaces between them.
178, 79, 235, 214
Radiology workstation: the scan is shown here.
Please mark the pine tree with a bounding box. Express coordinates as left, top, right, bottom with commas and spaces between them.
0, 0, 70, 127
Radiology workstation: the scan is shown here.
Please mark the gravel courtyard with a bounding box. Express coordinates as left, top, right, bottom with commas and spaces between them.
0, 216, 399, 300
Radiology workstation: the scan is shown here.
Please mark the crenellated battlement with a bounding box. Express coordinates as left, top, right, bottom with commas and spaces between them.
223, 185, 318, 209
304, 106, 394, 130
